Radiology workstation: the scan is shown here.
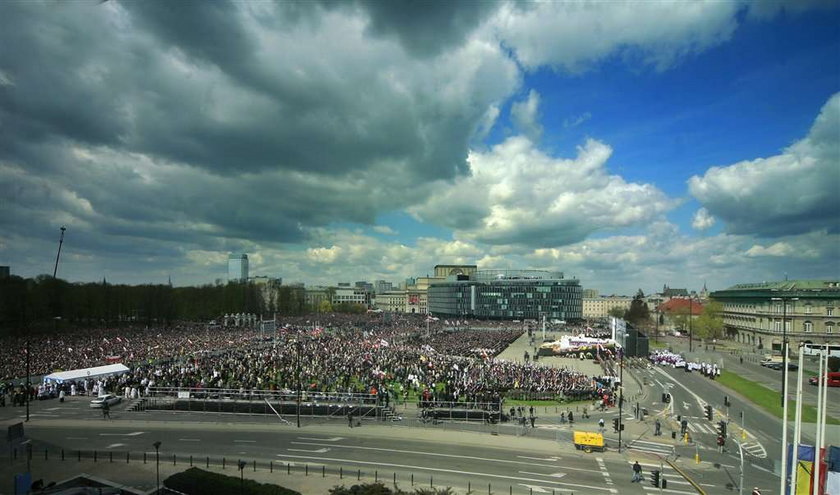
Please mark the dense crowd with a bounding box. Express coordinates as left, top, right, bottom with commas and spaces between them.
3, 314, 605, 406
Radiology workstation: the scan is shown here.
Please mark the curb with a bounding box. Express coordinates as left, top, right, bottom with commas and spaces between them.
666, 458, 707, 495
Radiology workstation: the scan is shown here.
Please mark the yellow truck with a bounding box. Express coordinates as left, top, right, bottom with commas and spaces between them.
573, 431, 605, 453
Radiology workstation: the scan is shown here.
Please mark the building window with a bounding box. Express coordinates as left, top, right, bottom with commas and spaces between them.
803, 321, 813, 333
828, 308, 834, 316
805, 305, 812, 314
826, 322, 834, 333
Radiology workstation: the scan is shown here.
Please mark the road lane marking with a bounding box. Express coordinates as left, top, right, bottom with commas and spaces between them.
519, 484, 551, 493
178, 438, 201, 442
640, 487, 698, 495
298, 436, 344, 442
517, 456, 562, 461
66, 437, 88, 440
519, 471, 566, 479
234, 440, 256, 443
291, 441, 592, 471
99, 432, 144, 437
288, 447, 330, 453
276, 454, 618, 493
106, 443, 125, 449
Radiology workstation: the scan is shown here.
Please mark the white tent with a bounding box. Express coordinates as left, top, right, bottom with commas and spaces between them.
43, 364, 129, 384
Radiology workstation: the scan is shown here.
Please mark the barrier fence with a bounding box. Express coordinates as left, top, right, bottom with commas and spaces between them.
6, 446, 581, 495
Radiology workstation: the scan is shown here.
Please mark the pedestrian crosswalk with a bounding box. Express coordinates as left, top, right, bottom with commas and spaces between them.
626, 439, 675, 456
686, 421, 717, 435
626, 461, 712, 495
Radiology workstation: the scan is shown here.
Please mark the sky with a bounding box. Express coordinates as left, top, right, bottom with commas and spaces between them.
1, 0, 839, 296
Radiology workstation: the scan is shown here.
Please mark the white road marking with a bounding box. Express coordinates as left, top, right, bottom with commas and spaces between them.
66, 437, 88, 440
293, 441, 592, 472
641, 486, 699, 495
298, 436, 344, 442
234, 440, 256, 443
99, 431, 144, 437
276, 454, 618, 493
517, 455, 562, 462
519, 471, 566, 479
518, 484, 551, 493
106, 443, 125, 449
287, 447, 330, 453
178, 438, 201, 442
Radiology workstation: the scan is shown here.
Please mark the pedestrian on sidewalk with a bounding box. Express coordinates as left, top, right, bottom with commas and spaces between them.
598, 418, 605, 431
348, 411, 354, 428
655, 419, 661, 436
631, 461, 642, 483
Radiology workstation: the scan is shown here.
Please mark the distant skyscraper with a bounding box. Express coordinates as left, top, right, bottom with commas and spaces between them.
228, 254, 249, 282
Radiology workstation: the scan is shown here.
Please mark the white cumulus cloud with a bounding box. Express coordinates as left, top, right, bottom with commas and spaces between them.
688, 93, 840, 237
692, 208, 716, 231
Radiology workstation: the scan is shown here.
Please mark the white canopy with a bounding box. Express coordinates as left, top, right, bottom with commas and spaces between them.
43, 364, 129, 384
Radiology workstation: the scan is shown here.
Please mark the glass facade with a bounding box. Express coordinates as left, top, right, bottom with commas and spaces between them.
428, 270, 582, 321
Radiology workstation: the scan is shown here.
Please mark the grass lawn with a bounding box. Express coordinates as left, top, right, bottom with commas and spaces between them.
718, 371, 839, 424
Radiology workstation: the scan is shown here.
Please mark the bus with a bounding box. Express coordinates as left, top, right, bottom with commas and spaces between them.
802, 343, 840, 357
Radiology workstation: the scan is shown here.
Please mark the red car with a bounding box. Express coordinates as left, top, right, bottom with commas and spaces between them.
808, 372, 840, 387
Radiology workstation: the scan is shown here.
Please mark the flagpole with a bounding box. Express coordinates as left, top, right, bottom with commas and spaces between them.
790, 343, 804, 491
780, 338, 790, 495
813, 346, 824, 495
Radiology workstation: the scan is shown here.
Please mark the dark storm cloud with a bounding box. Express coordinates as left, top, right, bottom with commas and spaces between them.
354, 0, 499, 57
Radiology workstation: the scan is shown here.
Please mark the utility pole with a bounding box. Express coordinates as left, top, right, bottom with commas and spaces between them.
617, 343, 624, 453
296, 339, 301, 428
688, 297, 693, 353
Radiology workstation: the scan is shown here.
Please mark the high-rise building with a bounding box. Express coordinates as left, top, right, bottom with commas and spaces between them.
374, 280, 393, 294
227, 254, 249, 282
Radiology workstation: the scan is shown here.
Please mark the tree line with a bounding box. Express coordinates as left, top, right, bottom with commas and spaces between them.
0, 275, 319, 334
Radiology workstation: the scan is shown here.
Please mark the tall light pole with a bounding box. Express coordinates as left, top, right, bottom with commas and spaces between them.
771, 296, 798, 407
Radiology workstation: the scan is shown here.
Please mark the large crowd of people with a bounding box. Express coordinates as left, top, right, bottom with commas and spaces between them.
2, 313, 606, 408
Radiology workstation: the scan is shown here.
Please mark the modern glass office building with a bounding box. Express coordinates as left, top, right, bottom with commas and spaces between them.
428, 269, 582, 321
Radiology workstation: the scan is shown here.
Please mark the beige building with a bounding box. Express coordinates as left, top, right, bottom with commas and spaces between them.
372, 264, 476, 314
583, 296, 632, 319
711, 280, 840, 351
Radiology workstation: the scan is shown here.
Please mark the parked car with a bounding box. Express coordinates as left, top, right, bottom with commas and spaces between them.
90, 394, 121, 408
766, 361, 798, 371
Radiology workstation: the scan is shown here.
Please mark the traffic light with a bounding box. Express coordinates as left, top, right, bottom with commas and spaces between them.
613, 418, 620, 432
661, 393, 671, 403
651, 470, 661, 488
705, 405, 713, 421
718, 420, 727, 438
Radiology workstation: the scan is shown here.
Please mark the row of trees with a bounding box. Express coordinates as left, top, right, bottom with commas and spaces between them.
0, 275, 323, 333
607, 289, 724, 340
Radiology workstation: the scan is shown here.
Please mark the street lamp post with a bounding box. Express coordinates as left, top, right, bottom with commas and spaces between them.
771, 296, 799, 407
153, 441, 161, 493
688, 297, 693, 353
295, 338, 301, 428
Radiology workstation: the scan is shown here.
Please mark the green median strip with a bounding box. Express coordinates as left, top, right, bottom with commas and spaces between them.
718, 371, 839, 425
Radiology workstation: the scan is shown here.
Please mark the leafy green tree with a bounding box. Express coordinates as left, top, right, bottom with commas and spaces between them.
624, 289, 650, 327
608, 307, 625, 318
694, 300, 724, 340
